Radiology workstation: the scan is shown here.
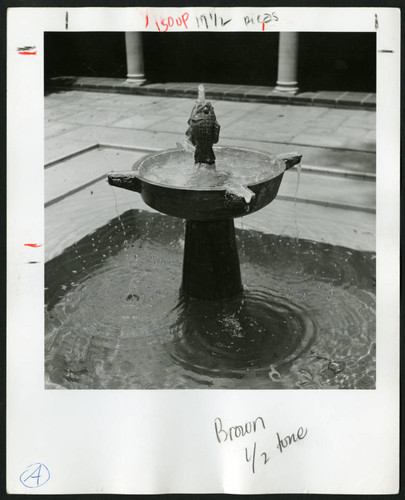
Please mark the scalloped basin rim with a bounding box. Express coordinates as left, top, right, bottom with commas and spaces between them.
131, 146, 302, 192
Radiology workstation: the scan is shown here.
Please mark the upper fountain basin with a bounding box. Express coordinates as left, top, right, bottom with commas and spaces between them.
107, 146, 301, 221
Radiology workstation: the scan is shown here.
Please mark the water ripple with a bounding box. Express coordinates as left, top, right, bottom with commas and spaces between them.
45, 210, 375, 390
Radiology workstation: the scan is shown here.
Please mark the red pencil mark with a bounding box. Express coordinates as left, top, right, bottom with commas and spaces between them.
153, 12, 189, 32
262, 22, 265, 31
24, 243, 43, 247
18, 51, 37, 55
145, 14, 149, 28
182, 12, 189, 29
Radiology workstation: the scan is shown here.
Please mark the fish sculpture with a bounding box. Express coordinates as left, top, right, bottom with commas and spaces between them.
186, 85, 220, 165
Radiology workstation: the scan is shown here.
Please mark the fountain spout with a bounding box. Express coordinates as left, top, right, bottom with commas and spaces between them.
107, 172, 142, 193
186, 85, 220, 166
278, 152, 302, 171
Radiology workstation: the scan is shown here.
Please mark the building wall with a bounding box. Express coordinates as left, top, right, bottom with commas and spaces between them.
45, 32, 376, 92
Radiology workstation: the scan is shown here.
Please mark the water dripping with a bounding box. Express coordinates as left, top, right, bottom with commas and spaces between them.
239, 216, 247, 283
100, 146, 135, 271
293, 163, 302, 245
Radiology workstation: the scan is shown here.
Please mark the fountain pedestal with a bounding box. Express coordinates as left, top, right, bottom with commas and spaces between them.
107, 147, 301, 301
182, 219, 242, 300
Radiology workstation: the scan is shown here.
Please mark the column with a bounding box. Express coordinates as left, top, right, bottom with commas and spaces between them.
275, 32, 299, 94
125, 32, 146, 85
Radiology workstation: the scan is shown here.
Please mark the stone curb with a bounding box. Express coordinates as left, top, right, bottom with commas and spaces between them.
47, 77, 376, 111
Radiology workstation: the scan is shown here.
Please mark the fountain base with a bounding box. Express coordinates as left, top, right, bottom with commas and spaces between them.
182, 219, 242, 300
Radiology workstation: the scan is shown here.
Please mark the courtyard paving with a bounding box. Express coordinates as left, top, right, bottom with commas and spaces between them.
44, 89, 376, 260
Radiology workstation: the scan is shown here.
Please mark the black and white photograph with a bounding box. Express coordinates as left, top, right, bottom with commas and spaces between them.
44, 29, 376, 390
7, 6, 399, 495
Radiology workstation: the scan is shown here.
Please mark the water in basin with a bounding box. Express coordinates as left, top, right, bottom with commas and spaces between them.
45, 210, 375, 390
138, 148, 286, 189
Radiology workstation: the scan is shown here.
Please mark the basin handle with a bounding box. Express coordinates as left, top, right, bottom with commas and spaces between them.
277, 152, 302, 171
107, 171, 142, 193
224, 184, 255, 212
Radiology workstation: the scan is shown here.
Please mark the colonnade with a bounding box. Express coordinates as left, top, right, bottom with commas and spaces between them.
124, 32, 300, 94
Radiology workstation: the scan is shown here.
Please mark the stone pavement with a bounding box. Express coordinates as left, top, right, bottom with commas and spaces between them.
45, 89, 376, 260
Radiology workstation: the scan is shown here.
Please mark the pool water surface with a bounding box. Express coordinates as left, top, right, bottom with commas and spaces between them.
45, 210, 375, 390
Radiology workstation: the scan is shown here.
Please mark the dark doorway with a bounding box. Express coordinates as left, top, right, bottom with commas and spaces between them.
143, 32, 279, 86
298, 32, 376, 92
44, 32, 127, 82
